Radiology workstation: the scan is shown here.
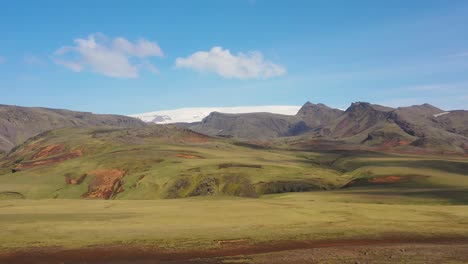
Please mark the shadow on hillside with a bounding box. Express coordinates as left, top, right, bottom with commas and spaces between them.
346, 189, 468, 205
340, 159, 468, 175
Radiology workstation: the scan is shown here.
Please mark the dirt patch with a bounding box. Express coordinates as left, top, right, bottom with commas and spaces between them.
249, 242, 468, 264
65, 174, 87, 185
343, 175, 429, 188
1, 237, 467, 264
82, 169, 126, 199
31, 144, 65, 160
216, 238, 250, 247
15, 149, 83, 170
368, 175, 404, 183
175, 154, 204, 159
218, 163, 263, 169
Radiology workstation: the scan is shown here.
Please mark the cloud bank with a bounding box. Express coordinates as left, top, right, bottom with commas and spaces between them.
175, 46, 286, 79
53, 33, 163, 78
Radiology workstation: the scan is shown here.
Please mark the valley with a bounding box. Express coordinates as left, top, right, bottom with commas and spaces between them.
3, 2, 468, 262
0, 102, 467, 263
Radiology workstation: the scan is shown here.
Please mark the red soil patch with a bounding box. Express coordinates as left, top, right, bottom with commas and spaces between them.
65, 174, 88, 185
82, 169, 126, 199
175, 154, 203, 159
15, 149, 83, 170
31, 144, 65, 160
368, 176, 404, 183
342, 175, 428, 188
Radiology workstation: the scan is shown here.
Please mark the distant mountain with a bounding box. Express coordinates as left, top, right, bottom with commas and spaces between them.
296, 102, 343, 128
129, 105, 301, 124
189, 112, 304, 139
0, 105, 146, 153
188, 101, 468, 154
1, 101, 467, 154
328, 102, 392, 138
189, 102, 344, 139
435, 110, 468, 137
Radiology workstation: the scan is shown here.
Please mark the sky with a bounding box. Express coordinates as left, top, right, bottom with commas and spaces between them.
1, 0, 468, 114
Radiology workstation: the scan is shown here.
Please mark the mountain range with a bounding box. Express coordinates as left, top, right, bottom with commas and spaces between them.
0, 101, 467, 200
1, 101, 467, 155
188, 101, 468, 154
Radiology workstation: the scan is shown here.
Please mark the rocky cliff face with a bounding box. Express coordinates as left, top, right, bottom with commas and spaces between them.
295, 102, 343, 128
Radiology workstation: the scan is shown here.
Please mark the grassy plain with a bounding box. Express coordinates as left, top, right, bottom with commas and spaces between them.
1, 192, 468, 250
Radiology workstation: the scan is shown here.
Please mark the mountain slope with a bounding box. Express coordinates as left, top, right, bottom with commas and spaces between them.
386, 105, 468, 152
189, 112, 305, 139
189, 102, 345, 139
433, 110, 468, 138
295, 102, 343, 129
328, 102, 393, 139
0, 105, 146, 153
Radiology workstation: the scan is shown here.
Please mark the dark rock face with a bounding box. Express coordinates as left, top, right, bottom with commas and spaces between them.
331, 102, 391, 138
167, 178, 192, 198
190, 177, 219, 196
190, 102, 344, 139
255, 180, 326, 195
296, 102, 343, 128
190, 112, 302, 139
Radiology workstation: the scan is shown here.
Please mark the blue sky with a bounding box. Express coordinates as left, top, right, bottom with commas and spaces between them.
1, 0, 468, 114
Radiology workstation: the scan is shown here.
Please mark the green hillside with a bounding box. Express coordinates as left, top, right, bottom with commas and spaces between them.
0, 125, 467, 201
0, 126, 343, 199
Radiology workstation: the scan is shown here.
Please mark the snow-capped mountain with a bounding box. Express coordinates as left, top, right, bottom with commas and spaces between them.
129, 105, 302, 124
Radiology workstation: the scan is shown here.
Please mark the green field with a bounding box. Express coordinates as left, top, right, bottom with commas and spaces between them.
1, 192, 468, 251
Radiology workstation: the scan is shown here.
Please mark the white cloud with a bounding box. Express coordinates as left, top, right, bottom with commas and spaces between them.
175, 46, 286, 79
53, 33, 164, 78
0, 56, 6, 64
113, 37, 163, 58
